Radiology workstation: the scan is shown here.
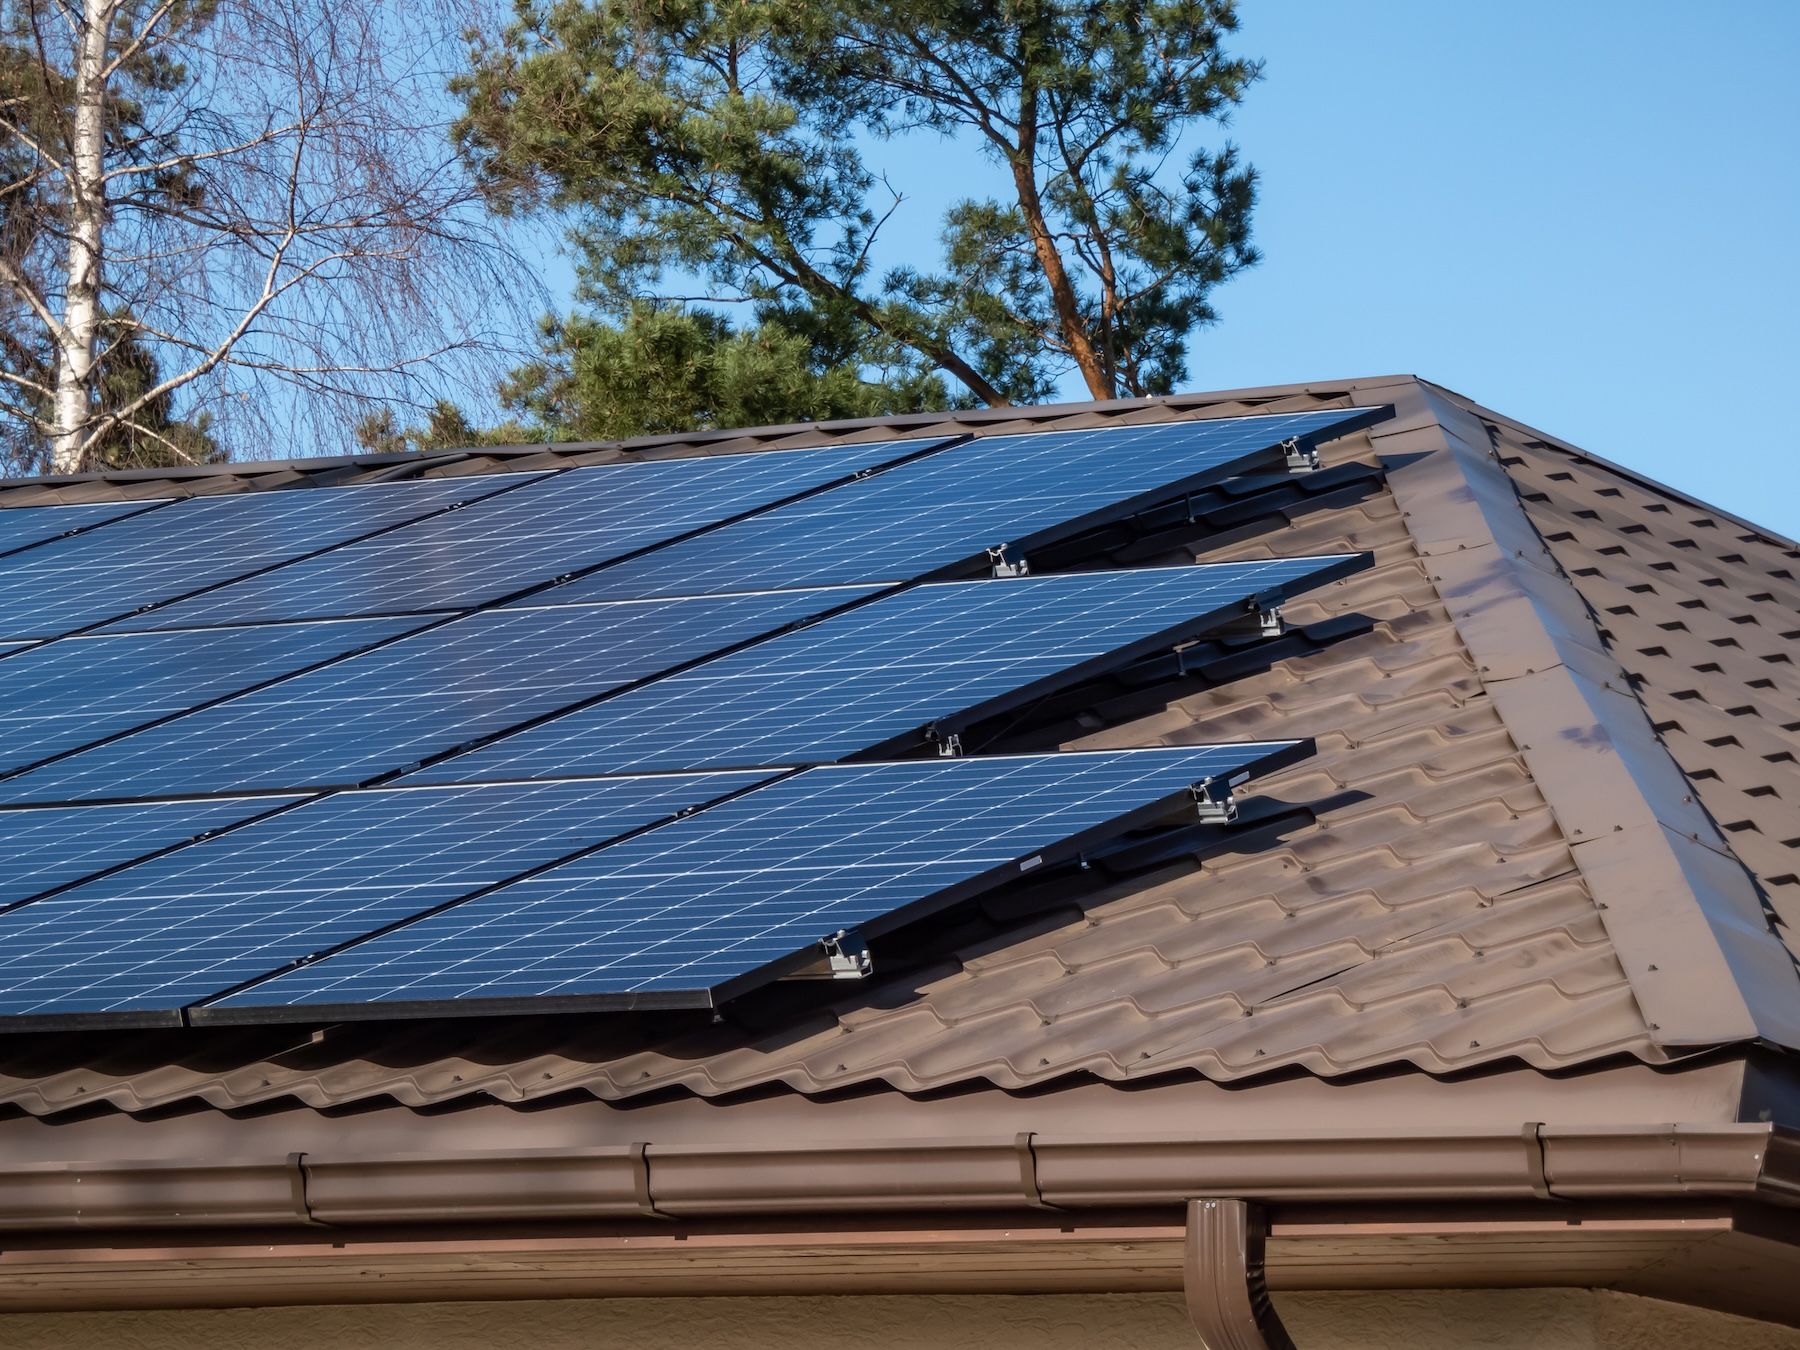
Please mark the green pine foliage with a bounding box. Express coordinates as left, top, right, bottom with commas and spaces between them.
450, 0, 1261, 434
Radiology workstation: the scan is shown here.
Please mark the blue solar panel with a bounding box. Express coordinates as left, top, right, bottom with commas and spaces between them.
0, 473, 538, 641
113, 439, 941, 631
0, 499, 162, 561
411, 558, 1358, 783
0, 587, 872, 804
542, 409, 1381, 602
0, 773, 771, 1019
0, 796, 298, 910
211, 744, 1303, 1016
0, 616, 428, 775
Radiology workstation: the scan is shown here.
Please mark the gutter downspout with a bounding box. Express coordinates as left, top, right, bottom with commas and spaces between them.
1185, 1199, 1296, 1350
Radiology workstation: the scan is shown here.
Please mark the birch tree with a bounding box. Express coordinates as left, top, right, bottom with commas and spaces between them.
0, 0, 530, 475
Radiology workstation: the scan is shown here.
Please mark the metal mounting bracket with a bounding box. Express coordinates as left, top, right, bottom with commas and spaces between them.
820, 930, 872, 979
779, 930, 873, 981
1191, 778, 1238, 825
1224, 604, 1283, 639
987, 544, 1030, 578
934, 731, 964, 757
1281, 436, 1320, 473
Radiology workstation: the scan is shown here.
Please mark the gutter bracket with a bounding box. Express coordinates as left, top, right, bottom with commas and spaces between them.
288, 1151, 325, 1228
1522, 1121, 1554, 1201
629, 1141, 668, 1220
1014, 1131, 1060, 1211
1184, 1198, 1296, 1350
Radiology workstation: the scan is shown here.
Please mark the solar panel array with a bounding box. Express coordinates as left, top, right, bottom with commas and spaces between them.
0, 404, 1387, 1027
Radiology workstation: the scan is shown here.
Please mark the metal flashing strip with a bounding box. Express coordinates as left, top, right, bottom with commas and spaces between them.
1375, 381, 1800, 1051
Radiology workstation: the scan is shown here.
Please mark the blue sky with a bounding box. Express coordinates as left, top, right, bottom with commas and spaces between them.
525, 3, 1799, 537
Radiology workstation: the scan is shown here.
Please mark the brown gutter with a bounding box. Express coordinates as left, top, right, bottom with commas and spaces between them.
1, 1123, 1790, 1233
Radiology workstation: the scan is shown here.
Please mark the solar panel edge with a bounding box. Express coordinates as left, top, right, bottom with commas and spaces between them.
171, 767, 791, 1019
88, 470, 555, 638
0, 614, 440, 790
0, 793, 308, 918
189, 740, 1311, 1028
0, 588, 869, 807
855, 554, 1372, 760
0, 472, 548, 644
121, 436, 966, 633
963, 414, 1388, 580
701, 738, 1315, 1004
561, 405, 1392, 603
482, 434, 969, 618
403, 556, 1366, 785
0, 497, 178, 567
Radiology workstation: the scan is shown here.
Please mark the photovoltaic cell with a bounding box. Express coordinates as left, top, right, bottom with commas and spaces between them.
0, 796, 298, 910
0, 615, 429, 775
0, 499, 160, 561
412, 558, 1357, 782
0, 587, 871, 804
0, 772, 771, 1018
215, 744, 1302, 1015
115, 439, 941, 631
545, 409, 1379, 602
0, 473, 538, 641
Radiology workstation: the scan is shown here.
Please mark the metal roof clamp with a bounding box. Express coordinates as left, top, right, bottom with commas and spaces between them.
1190, 777, 1239, 825
925, 724, 965, 757
1225, 598, 1283, 640
986, 543, 1029, 577
1281, 435, 1320, 473
822, 930, 872, 979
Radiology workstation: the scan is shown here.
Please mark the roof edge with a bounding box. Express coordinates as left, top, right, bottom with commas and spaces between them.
0, 376, 1421, 496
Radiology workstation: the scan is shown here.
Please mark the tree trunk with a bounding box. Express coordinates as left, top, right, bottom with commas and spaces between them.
1010, 78, 1112, 402
50, 0, 116, 475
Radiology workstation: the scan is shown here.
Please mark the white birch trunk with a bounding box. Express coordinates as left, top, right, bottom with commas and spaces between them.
49, 0, 117, 475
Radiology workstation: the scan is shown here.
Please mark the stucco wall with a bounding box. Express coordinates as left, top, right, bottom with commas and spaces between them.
2, 1289, 1795, 1350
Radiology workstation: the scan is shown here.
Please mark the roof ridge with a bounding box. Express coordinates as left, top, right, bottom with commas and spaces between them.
1370, 378, 1800, 1050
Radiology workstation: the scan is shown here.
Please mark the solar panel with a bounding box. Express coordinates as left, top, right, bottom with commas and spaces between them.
541, 408, 1384, 602
113, 439, 945, 631
0, 587, 873, 804
0, 616, 429, 776
0, 499, 162, 562
207, 743, 1306, 1019
0, 473, 540, 642
0, 772, 773, 1021
0, 796, 299, 911
410, 557, 1361, 783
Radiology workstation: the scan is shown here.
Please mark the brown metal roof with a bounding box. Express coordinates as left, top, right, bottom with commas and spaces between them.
0, 375, 1794, 1119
